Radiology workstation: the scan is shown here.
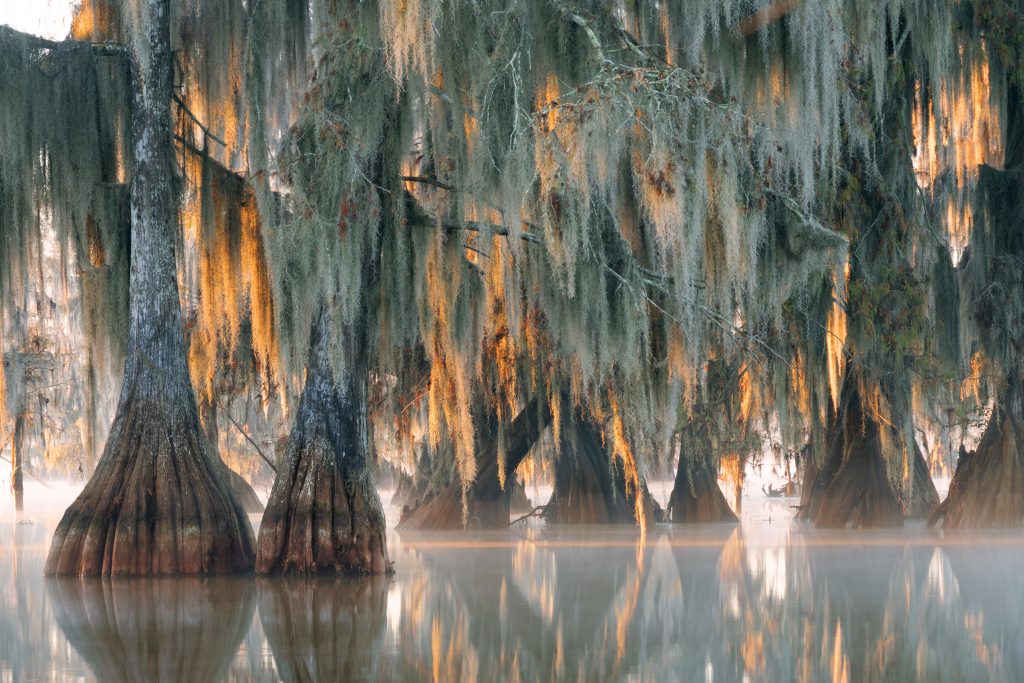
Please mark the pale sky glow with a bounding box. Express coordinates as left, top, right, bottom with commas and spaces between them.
0, 1, 77, 40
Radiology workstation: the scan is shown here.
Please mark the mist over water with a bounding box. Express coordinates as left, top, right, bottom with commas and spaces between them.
1, 484, 1022, 682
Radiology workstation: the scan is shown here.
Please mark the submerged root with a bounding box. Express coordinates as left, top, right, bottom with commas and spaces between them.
45, 401, 256, 577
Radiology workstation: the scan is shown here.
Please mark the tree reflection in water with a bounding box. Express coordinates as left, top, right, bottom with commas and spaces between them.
8, 513, 1024, 681
257, 576, 391, 681
47, 576, 255, 682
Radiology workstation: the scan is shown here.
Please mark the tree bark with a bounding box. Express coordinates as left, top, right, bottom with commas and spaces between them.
256, 307, 389, 574
930, 378, 1024, 527
668, 442, 737, 524
801, 375, 905, 528
545, 412, 659, 525
45, 0, 254, 576
397, 399, 550, 529
904, 440, 940, 519
931, 84, 1024, 528
11, 412, 24, 512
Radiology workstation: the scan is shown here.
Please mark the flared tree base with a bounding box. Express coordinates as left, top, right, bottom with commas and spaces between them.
930, 412, 1024, 528
256, 437, 389, 575
545, 417, 659, 526
668, 457, 738, 524
45, 403, 256, 577
802, 380, 906, 529
396, 475, 511, 529
399, 400, 550, 530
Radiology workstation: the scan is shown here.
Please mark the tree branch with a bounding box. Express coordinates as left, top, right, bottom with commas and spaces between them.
0, 25, 127, 58
221, 406, 278, 474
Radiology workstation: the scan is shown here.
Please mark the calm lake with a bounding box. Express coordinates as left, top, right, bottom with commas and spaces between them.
1, 483, 1022, 682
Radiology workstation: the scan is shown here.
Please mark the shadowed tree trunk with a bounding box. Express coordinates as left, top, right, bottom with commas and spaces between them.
905, 439, 940, 518
11, 412, 24, 511
930, 378, 1024, 527
545, 411, 659, 525
932, 83, 1024, 528
199, 396, 264, 514
804, 376, 901, 527
797, 443, 819, 516
256, 308, 389, 574
397, 399, 550, 529
668, 442, 737, 524
44, 0, 254, 576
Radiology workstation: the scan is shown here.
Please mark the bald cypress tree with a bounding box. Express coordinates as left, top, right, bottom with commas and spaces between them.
43, 0, 254, 576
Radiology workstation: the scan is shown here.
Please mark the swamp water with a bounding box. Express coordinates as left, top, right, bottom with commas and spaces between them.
0, 483, 1022, 682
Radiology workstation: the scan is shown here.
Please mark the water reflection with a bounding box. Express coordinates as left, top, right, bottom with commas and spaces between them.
257, 576, 390, 681
4, 505, 1024, 681
48, 577, 255, 682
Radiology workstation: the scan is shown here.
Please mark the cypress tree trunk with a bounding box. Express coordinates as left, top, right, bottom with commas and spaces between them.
930, 377, 1024, 527
545, 412, 659, 525
668, 443, 737, 524
932, 85, 1024, 527
801, 375, 911, 528
255, 307, 389, 574
198, 396, 264, 514
397, 399, 550, 529
45, 0, 254, 576
11, 412, 24, 512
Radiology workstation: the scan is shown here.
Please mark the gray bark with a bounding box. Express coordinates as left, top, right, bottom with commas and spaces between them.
256, 306, 389, 574
45, 0, 254, 576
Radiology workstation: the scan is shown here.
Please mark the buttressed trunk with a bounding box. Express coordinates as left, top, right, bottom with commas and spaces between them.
397, 399, 550, 530
256, 307, 389, 574
668, 440, 737, 524
930, 376, 1024, 527
545, 411, 659, 526
800, 373, 936, 528
45, 0, 255, 576
11, 412, 24, 512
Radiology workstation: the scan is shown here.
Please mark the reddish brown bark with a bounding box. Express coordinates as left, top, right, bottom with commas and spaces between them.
45, 0, 254, 576
545, 413, 659, 525
668, 446, 737, 524
256, 310, 389, 575
930, 385, 1024, 527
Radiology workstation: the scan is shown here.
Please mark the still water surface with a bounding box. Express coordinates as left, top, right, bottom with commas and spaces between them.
1, 484, 1022, 682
